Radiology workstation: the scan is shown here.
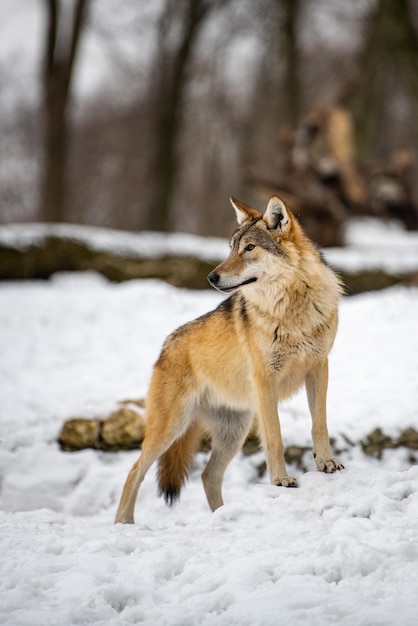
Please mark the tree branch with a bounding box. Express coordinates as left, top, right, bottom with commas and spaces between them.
44, 0, 58, 81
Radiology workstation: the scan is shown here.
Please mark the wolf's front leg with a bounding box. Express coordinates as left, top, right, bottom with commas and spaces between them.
255, 375, 298, 488
305, 360, 344, 473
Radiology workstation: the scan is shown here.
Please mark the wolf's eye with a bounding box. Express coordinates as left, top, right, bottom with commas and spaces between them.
244, 244, 255, 252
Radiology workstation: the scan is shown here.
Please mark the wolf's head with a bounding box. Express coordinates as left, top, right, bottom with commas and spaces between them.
208, 195, 310, 294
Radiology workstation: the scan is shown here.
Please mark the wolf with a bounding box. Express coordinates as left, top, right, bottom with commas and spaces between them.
115, 195, 344, 524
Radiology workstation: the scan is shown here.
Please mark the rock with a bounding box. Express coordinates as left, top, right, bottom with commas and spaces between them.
242, 434, 261, 456
398, 427, 418, 450
101, 407, 145, 450
284, 445, 309, 468
58, 407, 145, 452
361, 427, 418, 458
361, 428, 396, 458
242, 419, 261, 456
120, 398, 146, 409
58, 406, 418, 470
58, 418, 101, 451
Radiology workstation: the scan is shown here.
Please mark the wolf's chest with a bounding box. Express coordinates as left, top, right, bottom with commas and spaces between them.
267, 328, 324, 373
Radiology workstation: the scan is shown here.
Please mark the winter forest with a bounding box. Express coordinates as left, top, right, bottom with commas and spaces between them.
1, 2, 418, 626
1, 0, 418, 240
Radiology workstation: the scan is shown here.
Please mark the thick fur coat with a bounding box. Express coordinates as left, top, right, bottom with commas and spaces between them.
115, 196, 344, 524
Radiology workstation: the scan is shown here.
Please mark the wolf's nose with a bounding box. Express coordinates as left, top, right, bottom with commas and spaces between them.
207, 271, 220, 286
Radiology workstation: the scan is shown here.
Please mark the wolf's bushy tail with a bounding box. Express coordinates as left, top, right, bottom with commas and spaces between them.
157, 421, 203, 505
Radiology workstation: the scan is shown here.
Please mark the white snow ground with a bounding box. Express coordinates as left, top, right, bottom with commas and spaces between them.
1, 220, 418, 626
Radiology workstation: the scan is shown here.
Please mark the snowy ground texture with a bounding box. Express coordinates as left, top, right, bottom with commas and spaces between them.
1, 219, 418, 625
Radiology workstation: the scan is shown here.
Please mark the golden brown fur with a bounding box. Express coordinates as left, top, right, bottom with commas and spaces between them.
157, 421, 203, 505
115, 196, 344, 524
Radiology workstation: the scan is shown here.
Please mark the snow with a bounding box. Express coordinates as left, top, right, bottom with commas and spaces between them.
2, 467, 418, 626
326, 218, 418, 273
0, 222, 229, 263
1, 222, 418, 625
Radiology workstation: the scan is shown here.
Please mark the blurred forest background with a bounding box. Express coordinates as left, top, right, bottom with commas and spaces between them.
1, 0, 418, 246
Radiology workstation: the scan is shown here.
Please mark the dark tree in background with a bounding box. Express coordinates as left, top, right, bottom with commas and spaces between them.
149, 0, 220, 232
279, 0, 301, 130
352, 0, 418, 160
1, 0, 417, 236
39, 0, 89, 222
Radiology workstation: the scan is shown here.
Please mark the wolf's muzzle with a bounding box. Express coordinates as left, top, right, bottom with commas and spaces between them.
207, 271, 220, 287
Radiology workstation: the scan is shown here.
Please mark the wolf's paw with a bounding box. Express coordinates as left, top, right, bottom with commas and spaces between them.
315, 456, 344, 474
273, 476, 298, 488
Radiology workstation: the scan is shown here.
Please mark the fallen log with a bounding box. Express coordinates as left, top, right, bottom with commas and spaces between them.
0, 235, 415, 295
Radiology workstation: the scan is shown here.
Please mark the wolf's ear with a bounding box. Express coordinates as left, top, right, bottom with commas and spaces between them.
230, 197, 261, 225
263, 196, 291, 235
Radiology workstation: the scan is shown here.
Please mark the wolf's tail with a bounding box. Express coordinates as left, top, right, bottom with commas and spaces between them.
157, 421, 203, 506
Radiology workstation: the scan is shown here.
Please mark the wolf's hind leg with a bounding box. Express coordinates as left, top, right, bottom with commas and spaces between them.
114, 442, 162, 524
202, 445, 239, 511
115, 411, 195, 524
202, 409, 252, 511
115, 403, 192, 524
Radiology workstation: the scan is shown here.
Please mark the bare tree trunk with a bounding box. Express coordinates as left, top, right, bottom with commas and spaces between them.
39, 0, 89, 223
149, 0, 213, 232
280, 0, 301, 129
387, 0, 418, 114
353, 0, 418, 161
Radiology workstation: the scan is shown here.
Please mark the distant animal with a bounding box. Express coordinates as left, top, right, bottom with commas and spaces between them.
115, 195, 344, 524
